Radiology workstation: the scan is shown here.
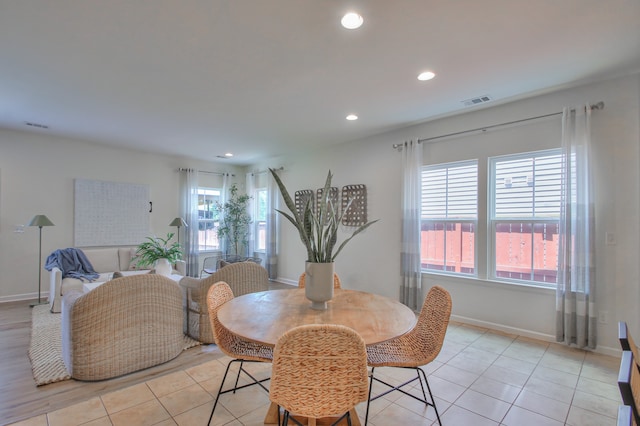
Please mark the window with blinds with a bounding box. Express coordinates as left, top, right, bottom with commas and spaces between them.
198, 187, 222, 251
489, 149, 562, 286
421, 160, 478, 275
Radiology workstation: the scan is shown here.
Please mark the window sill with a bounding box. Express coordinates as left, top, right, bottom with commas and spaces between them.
422, 271, 556, 293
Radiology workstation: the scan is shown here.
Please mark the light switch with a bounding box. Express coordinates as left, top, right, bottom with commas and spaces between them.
605, 232, 616, 245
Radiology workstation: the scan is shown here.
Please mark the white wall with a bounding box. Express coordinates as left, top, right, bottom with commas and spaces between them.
0, 130, 242, 301
253, 73, 640, 355
1, 72, 637, 355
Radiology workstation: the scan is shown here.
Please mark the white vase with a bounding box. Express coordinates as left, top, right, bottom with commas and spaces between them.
305, 261, 334, 310
155, 258, 172, 276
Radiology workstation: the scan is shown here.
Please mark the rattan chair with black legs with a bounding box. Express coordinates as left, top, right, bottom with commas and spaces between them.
364, 285, 452, 426
206, 281, 273, 426
270, 324, 369, 426
297, 272, 342, 289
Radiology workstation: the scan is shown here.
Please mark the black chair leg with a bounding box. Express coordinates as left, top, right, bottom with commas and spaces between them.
364, 366, 441, 426
364, 367, 376, 425
208, 360, 235, 425
207, 359, 271, 426
232, 360, 244, 393
418, 367, 441, 425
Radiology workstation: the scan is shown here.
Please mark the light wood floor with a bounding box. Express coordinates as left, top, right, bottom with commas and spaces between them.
0, 281, 293, 425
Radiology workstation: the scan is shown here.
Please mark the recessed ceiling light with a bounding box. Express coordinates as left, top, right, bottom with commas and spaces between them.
417, 71, 436, 81
224, 152, 233, 157
346, 114, 358, 121
341, 12, 363, 29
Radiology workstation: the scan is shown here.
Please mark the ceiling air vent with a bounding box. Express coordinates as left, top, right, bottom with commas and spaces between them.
24, 121, 49, 129
462, 95, 493, 107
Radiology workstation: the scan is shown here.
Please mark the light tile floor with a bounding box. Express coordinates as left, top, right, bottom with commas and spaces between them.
9, 322, 621, 426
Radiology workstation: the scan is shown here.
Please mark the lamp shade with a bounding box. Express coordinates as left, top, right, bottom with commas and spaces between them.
28, 214, 55, 227
169, 217, 187, 227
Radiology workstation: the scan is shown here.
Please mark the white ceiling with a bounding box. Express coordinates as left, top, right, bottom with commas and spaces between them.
1, 1, 639, 165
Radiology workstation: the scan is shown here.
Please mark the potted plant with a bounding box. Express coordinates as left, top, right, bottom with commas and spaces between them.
269, 168, 378, 309
216, 183, 253, 258
133, 233, 183, 276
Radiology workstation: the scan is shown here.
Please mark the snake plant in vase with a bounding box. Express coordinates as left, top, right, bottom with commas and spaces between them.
270, 168, 378, 309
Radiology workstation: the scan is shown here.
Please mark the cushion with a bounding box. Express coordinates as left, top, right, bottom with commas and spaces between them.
84, 248, 120, 273
118, 248, 138, 271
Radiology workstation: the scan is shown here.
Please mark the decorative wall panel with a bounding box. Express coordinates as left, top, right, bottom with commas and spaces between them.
74, 179, 150, 247
341, 184, 368, 226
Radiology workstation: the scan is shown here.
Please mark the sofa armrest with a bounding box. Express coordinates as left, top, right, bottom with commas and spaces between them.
179, 276, 209, 315
49, 267, 63, 313
61, 290, 84, 372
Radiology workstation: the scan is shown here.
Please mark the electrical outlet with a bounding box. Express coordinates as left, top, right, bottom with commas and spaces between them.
598, 311, 609, 324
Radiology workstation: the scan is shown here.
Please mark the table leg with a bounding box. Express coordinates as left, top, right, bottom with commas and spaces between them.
264, 402, 279, 424
262, 403, 361, 425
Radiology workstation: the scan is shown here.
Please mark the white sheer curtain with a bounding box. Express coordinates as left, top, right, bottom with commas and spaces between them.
556, 104, 596, 349
179, 169, 199, 277
265, 169, 280, 280
246, 172, 256, 258
400, 140, 423, 310
219, 173, 230, 256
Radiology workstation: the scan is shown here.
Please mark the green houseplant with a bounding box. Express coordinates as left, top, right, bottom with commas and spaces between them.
133, 233, 183, 275
269, 168, 378, 308
216, 183, 253, 257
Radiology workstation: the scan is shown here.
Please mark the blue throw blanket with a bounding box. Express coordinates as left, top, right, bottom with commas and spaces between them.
44, 248, 100, 282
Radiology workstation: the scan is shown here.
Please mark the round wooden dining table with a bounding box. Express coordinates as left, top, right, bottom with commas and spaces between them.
216, 288, 416, 347
216, 288, 417, 426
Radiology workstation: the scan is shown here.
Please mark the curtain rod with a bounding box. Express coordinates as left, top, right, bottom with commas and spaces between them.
251, 166, 284, 175
177, 168, 235, 177
392, 101, 604, 149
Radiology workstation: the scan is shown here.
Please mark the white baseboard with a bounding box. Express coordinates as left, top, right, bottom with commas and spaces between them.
451, 314, 621, 358
0, 291, 49, 304
275, 277, 298, 286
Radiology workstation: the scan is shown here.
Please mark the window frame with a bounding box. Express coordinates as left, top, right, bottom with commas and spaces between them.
487, 148, 562, 288
197, 186, 222, 253
253, 187, 267, 253
420, 159, 479, 277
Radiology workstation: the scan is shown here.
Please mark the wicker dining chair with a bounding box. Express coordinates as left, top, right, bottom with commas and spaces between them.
297, 272, 342, 289
270, 324, 369, 426
206, 281, 273, 426
364, 285, 452, 426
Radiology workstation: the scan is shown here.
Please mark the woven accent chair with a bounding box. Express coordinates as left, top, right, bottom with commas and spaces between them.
206, 281, 273, 426
364, 285, 452, 426
61, 274, 184, 381
270, 324, 369, 426
618, 350, 640, 425
181, 261, 269, 343
297, 272, 342, 289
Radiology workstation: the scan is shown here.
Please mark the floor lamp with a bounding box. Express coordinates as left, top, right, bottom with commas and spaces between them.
169, 217, 188, 244
28, 214, 55, 307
